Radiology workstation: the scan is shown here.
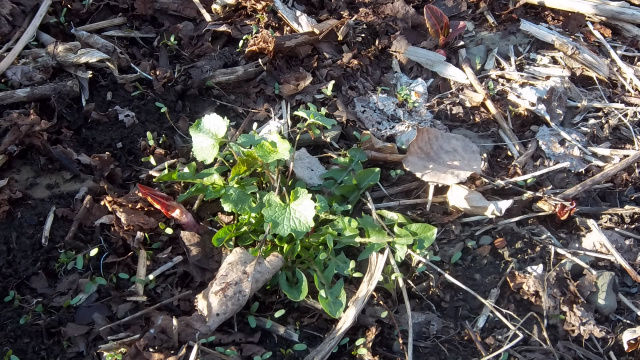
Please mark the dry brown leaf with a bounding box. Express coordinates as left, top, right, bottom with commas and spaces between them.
279, 70, 313, 97
623, 326, 640, 352
494, 238, 507, 249
361, 131, 398, 154
403, 127, 482, 185
196, 248, 284, 330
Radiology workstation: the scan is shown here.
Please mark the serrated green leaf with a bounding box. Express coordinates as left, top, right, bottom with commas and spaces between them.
221, 187, 254, 214
318, 278, 346, 318
262, 188, 316, 238
189, 113, 229, 164
279, 269, 308, 301
255, 134, 291, 163
237, 133, 263, 147
230, 153, 260, 180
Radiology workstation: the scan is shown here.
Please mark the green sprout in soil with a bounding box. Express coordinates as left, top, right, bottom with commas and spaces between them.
396, 86, 417, 109
155, 110, 437, 318
3, 350, 19, 360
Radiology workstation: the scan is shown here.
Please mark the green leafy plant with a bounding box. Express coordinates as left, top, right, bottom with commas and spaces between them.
50, 7, 68, 25
160, 34, 179, 48
396, 86, 417, 109
155, 110, 437, 318
321, 80, 335, 97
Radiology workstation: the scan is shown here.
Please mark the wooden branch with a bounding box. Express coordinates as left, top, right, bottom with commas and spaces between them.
197, 59, 268, 87
520, 19, 609, 78
273, 32, 320, 52
460, 57, 524, 154
0, 79, 80, 105
523, 0, 640, 24
0, 0, 53, 75
99, 291, 193, 331
587, 219, 640, 283
559, 151, 640, 200
75, 17, 128, 32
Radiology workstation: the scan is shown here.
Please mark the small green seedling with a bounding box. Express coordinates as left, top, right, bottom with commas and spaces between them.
396, 86, 417, 109
3, 349, 19, 360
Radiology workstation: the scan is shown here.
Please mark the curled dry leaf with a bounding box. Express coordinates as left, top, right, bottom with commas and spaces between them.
361, 131, 398, 154
623, 326, 640, 352
446, 184, 512, 217
195, 247, 284, 330
403, 127, 482, 185
279, 69, 313, 97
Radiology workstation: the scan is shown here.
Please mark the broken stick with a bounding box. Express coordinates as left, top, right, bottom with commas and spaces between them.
460, 57, 524, 155
559, 151, 640, 200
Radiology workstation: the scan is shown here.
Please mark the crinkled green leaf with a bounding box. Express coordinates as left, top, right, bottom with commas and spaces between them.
237, 133, 263, 147
230, 152, 260, 180
255, 134, 291, 163
262, 188, 316, 238
279, 269, 308, 301
221, 187, 254, 214
189, 113, 229, 164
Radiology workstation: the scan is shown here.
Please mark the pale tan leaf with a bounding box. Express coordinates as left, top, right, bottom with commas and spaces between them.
195, 248, 284, 330
402, 127, 482, 185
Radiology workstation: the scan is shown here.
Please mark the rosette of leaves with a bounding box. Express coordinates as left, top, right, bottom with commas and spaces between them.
155, 111, 437, 318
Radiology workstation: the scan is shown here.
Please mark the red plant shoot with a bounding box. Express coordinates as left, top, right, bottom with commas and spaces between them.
424, 5, 467, 50
137, 184, 200, 232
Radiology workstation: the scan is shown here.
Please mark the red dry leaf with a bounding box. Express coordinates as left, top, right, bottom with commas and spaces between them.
424, 4, 450, 48
137, 184, 199, 232
554, 200, 577, 221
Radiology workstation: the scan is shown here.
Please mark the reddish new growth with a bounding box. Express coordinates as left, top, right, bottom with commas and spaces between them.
555, 200, 577, 220
137, 184, 200, 232
423, 4, 466, 56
